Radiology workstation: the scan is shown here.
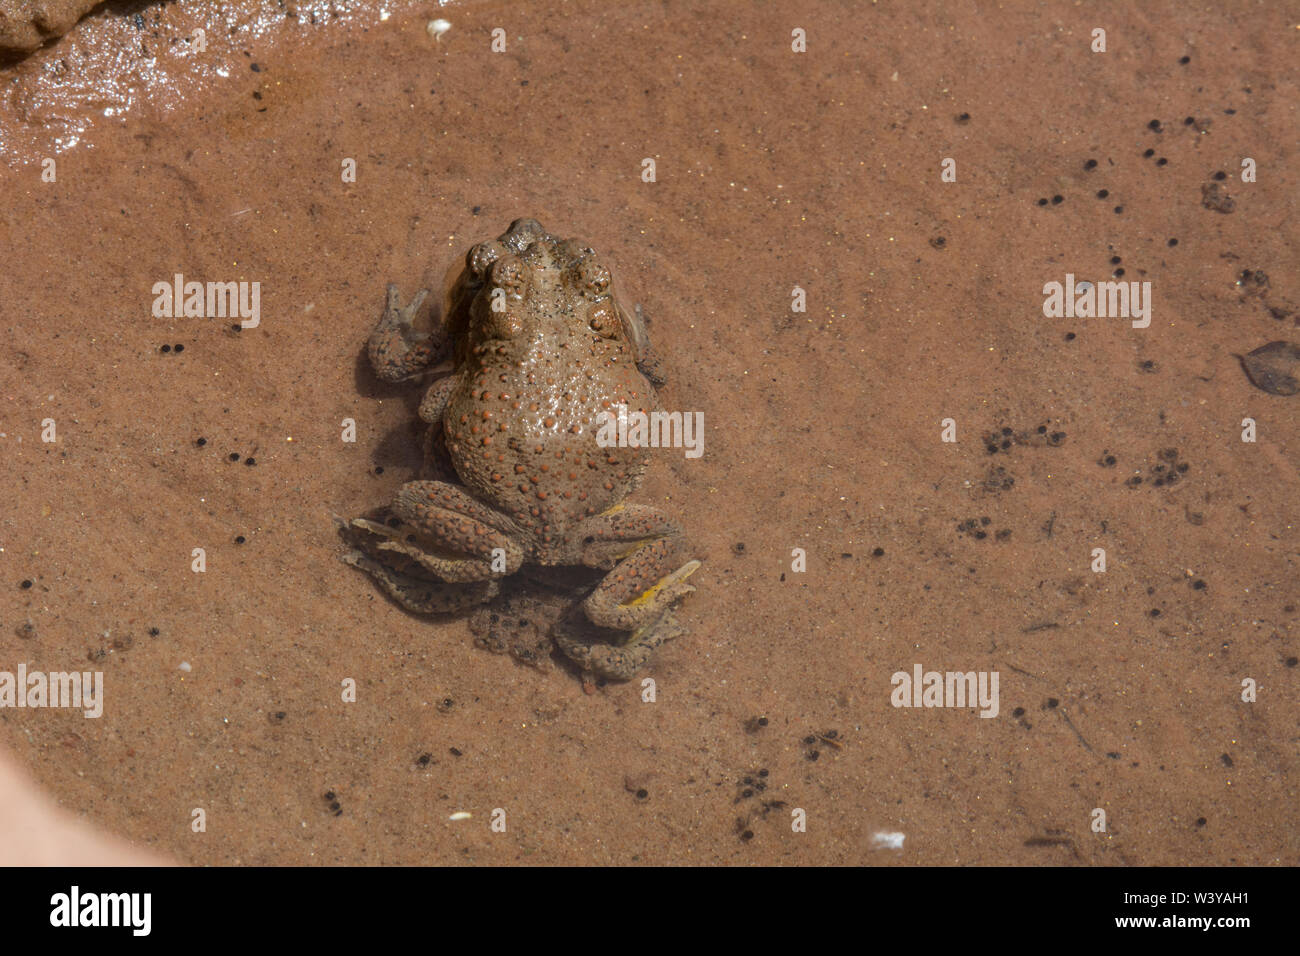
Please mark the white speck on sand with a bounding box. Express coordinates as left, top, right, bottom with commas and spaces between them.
871, 831, 905, 850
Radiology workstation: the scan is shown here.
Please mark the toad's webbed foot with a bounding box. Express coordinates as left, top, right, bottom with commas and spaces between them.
554, 607, 688, 681
341, 549, 499, 614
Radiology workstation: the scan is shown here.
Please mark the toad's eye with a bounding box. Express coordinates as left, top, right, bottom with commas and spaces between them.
568, 257, 611, 298
555, 238, 596, 265
468, 241, 506, 279
489, 255, 528, 296
588, 303, 619, 338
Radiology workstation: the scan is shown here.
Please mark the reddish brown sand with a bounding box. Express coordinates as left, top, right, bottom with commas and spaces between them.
1, 0, 1297, 866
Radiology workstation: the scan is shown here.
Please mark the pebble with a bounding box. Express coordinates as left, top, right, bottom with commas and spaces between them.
871, 831, 906, 850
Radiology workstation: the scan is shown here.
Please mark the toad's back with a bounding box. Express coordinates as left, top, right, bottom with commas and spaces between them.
441, 229, 656, 553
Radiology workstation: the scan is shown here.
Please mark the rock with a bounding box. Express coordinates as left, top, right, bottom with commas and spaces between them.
0, 0, 102, 54
1201, 181, 1235, 213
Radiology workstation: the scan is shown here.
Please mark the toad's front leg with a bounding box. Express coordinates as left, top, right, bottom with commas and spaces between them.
368, 284, 447, 382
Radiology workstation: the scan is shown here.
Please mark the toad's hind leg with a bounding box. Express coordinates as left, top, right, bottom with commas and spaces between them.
357, 481, 525, 583
342, 550, 499, 614
576, 506, 701, 632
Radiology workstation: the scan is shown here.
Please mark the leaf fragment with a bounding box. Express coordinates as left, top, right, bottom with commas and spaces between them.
1238, 341, 1300, 396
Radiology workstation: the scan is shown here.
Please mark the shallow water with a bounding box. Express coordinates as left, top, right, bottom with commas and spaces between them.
0, 0, 1296, 866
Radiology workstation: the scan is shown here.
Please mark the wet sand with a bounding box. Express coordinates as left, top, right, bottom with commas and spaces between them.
0, 0, 1297, 865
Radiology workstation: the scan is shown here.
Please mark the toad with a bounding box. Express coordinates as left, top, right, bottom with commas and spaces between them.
342, 218, 700, 679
